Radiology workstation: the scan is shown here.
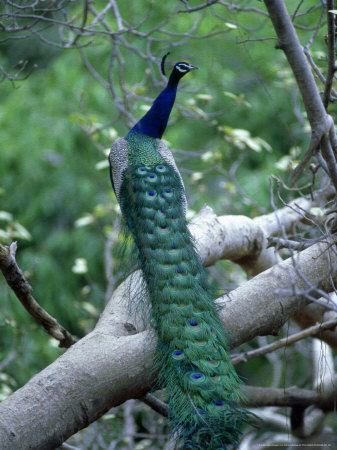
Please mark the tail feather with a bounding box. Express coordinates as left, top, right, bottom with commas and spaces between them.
119, 161, 247, 449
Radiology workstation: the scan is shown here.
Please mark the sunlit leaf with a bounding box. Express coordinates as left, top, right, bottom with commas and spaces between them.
74, 215, 94, 228
72, 258, 88, 274
95, 159, 110, 170
0, 211, 13, 222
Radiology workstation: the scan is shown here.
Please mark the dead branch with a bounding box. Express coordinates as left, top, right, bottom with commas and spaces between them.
0, 242, 76, 348
232, 317, 337, 366
264, 0, 337, 187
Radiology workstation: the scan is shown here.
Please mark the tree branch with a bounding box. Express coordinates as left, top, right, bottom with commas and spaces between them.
264, 0, 337, 186
0, 242, 77, 348
232, 317, 337, 366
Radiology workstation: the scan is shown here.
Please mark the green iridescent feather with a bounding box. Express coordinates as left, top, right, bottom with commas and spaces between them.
114, 132, 248, 449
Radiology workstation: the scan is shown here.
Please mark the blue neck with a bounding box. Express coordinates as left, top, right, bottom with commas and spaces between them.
127, 79, 179, 139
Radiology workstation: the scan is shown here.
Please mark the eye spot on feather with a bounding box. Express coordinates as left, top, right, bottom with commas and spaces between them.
172, 350, 184, 360
163, 189, 173, 199
146, 190, 156, 199
176, 266, 184, 274
168, 281, 177, 291
147, 173, 158, 183
188, 319, 200, 328
208, 360, 220, 368
190, 373, 205, 383
156, 165, 167, 173
137, 167, 147, 175
159, 225, 168, 234
214, 401, 225, 410
196, 340, 206, 346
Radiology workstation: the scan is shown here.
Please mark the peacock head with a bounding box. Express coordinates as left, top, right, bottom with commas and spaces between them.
167, 61, 199, 87
174, 61, 199, 75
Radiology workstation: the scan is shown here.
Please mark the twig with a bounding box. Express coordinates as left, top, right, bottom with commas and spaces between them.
232, 318, 337, 366
323, 2, 337, 109
267, 237, 312, 251
0, 350, 17, 371
0, 242, 77, 348
140, 393, 169, 417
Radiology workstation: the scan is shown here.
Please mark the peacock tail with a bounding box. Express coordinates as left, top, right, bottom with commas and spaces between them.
109, 131, 247, 449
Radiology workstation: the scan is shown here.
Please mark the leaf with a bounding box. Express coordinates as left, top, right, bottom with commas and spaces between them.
196, 94, 213, 102
74, 215, 94, 228
0, 211, 13, 222
201, 151, 214, 162
190, 172, 203, 182
218, 126, 271, 152
95, 159, 109, 170
12, 222, 31, 240
72, 258, 88, 274
82, 301, 99, 317
310, 207, 324, 217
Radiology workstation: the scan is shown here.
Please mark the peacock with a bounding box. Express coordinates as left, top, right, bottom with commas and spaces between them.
109, 58, 247, 449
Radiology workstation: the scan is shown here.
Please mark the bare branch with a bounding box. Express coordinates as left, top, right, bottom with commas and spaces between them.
323, 2, 337, 108
232, 317, 337, 366
0, 242, 77, 348
264, 0, 337, 186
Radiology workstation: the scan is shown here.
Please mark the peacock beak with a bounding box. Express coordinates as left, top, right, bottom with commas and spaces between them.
189, 65, 199, 71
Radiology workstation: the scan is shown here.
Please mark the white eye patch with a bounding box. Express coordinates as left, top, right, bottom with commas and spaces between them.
175, 63, 191, 73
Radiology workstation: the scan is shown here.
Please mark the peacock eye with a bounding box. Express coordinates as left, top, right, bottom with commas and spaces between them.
214, 401, 225, 409
147, 173, 158, 183
172, 350, 184, 360
190, 372, 206, 383
163, 188, 173, 199
189, 319, 199, 327
155, 165, 167, 173
137, 167, 147, 175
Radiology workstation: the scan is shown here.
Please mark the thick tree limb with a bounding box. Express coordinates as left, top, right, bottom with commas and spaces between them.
0, 235, 336, 448
0, 242, 77, 348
